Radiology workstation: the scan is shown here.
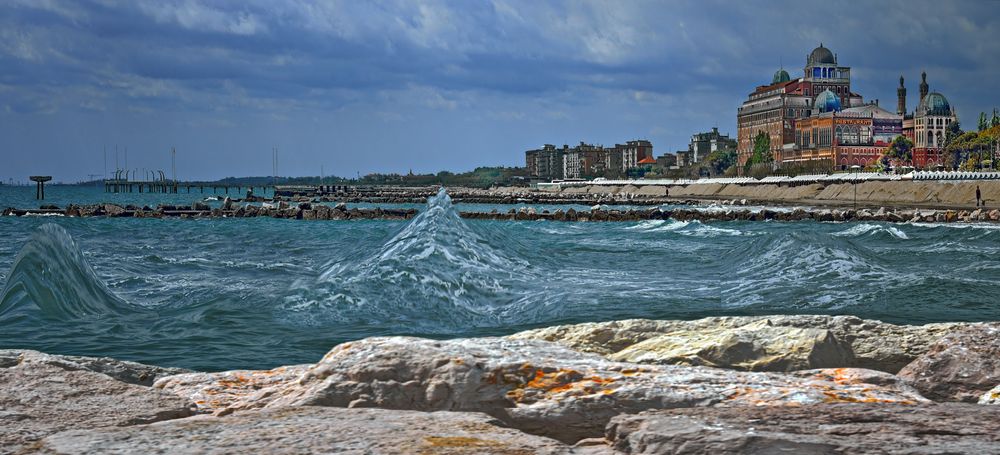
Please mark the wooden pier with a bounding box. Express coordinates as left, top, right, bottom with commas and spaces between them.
103, 170, 271, 195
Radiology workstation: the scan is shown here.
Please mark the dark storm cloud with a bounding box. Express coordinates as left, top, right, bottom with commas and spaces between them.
1, 0, 998, 181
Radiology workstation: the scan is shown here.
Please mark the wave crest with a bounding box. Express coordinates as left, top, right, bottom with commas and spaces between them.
833, 223, 909, 240
0, 224, 135, 320
288, 188, 535, 330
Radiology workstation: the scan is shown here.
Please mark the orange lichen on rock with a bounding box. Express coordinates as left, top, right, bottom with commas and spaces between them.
420, 436, 535, 455
506, 367, 619, 401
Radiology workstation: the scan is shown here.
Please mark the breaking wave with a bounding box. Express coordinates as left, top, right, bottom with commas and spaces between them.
833, 223, 909, 240
0, 224, 137, 321
287, 188, 540, 330
626, 219, 749, 237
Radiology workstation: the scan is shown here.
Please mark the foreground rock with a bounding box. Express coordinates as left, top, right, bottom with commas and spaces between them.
511, 315, 958, 373
607, 403, 1000, 454
0, 355, 195, 452
609, 320, 852, 371
898, 323, 1000, 402
0, 349, 189, 386
156, 337, 927, 443
35, 407, 581, 455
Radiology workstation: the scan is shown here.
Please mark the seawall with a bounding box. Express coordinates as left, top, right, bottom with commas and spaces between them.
556, 180, 1000, 210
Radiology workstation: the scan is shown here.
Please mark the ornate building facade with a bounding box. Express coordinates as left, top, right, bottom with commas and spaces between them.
788, 101, 902, 169
737, 44, 865, 169
739, 44, 957, 170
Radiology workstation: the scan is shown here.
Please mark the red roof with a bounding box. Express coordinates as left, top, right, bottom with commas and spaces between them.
638, 156, 657, 165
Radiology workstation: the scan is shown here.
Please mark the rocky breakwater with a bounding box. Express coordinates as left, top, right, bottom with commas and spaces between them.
2, 201, 417, 221
461, 205, 1000, 224
301, 185, 674, 206
8, 315, 1000, 454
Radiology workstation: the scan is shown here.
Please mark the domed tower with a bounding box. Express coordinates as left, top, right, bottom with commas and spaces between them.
917, 92, 953, 117
919, 71, 929, 103
815, 89, 842, 114
897, 75, 906, 116
772, 68, 791, 85
808, 44, 836, 66
804, 43, 852, 107
913, 89, 957, 166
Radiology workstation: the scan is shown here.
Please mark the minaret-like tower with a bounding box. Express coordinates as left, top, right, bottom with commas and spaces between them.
919, 71, 929, 103
897, 75, 907, 115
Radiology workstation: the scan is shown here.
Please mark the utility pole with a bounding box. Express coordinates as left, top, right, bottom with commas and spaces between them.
103, 146, 107, 180
171, 147, 176, 182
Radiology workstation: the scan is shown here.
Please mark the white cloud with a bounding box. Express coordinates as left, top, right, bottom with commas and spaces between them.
136, 0, 266, 36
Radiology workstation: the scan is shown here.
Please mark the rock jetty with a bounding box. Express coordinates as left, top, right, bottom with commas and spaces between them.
4, 315, 1000, 454
3, 202, 417, 221
7, 203, 1000, 225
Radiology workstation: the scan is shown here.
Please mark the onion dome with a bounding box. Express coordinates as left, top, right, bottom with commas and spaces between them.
815, 89, 842, 113
917, 92, 952, 116
772, 68, 791, 84
808, 43, 836, 65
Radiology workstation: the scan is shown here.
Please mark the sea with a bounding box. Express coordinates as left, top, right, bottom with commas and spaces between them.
1, 184, 998, 371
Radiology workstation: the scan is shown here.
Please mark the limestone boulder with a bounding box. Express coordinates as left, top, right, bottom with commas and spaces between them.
510, 315, 958, 373
897, 323, 1000, 402
156, 337, 927, 443
606, 403, 1000, 454
0, 356, 195, 452
155, 364, 310, 414
609, 322, 852, 372
0, 349, 189, 386
102, 203, 126, 216
36, 407, 580, 455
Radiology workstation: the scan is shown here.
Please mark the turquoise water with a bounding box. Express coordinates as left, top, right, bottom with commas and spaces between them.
1, 185, 998, 371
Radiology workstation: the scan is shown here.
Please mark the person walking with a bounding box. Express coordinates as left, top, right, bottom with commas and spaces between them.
976, 185, 982, 207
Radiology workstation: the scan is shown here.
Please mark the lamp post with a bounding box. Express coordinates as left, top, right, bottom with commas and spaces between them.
850, 165, 861, 211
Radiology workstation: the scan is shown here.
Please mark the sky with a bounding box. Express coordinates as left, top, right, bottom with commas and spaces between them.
2, 0, 999, 183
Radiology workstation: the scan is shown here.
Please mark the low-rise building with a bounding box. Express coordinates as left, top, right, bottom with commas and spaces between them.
656, 153, 678, 169
525, 139, 653, 180
689, 127, 736, 162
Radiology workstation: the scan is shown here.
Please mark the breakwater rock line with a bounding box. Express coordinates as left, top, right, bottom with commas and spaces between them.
6, 315, 1000, 453
7, 202, 1000, 225
2, 202, 418, 221
462, 205, 1000, 224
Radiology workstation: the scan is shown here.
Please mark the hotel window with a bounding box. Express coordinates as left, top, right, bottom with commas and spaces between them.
860, 127, 872, 144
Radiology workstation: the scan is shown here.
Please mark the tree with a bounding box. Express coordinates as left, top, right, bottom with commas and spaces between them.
944, 120, 963, 149
747, 131, 773, 167
697, 148, 738, 176
883, 135, 914, 166
992, 108, 1000, 128
980, 112, 989, 132
945, 131, 980, 170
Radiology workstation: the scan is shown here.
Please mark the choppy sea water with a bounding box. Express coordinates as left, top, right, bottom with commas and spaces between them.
1, 185, 998, 371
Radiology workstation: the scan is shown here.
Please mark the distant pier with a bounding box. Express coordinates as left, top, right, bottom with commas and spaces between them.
103, 170, 272, 195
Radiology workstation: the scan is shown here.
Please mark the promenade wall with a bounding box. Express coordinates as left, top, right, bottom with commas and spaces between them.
563, 180, 1000, 209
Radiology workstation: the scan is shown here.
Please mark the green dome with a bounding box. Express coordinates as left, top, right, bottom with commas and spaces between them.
772, 68, 790, 84
917, 92, 952, 116
815, 89, 841, 113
